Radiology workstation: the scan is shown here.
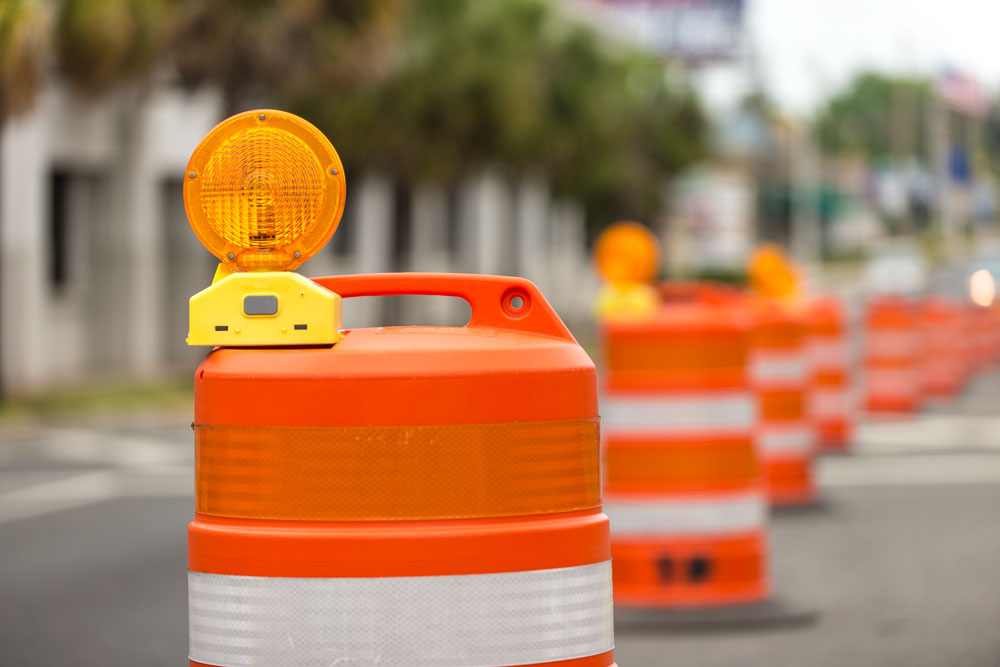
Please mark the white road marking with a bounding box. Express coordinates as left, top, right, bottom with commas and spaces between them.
855, 415, 1000, 454
0, 468, 192, 524
820, 453, 1000, 487
0, 425, 193, 525
34, 427, 191, 467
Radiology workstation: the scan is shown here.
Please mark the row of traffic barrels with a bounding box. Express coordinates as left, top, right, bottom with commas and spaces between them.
864, 294, 1000, 412
600, 283, 1000, 613
599, 281, 850, 610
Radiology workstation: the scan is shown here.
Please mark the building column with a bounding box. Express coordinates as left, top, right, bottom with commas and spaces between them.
548, 199, 593, 330
458, 170, 512, 275
515, 174, 550, 287
343, 172, 393, 327
110, 93, 165, 378
0, 111, 49, 393
404, 183, 464, 325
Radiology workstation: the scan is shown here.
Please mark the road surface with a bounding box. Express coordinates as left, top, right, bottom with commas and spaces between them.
2, 375, 1000, 666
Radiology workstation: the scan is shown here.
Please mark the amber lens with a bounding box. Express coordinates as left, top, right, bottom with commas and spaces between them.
184, 110, 345, 271
748, 243, 799, 299
594, 221, 661, 284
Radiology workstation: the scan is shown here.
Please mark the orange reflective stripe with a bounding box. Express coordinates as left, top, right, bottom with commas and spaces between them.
603, 338, 748, 390
605, 437, 759, 493
195, 418, 601, 520
759, 390, 805, 419
605, 337, 748, 376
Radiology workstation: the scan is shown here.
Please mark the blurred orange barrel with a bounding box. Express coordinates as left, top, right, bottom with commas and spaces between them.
863, 295, 921, 413
919, 296, 964, 397
955, 306, 978, 381
806, 296, 853, 453
750, 301, 817, 506
991, 305, 1000, 364
188, 274, 617, 667
600, 296, 770, 608
972, 306, 1000, 370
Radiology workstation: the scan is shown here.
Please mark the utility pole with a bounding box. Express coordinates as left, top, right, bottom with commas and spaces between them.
929, 94, 955, 260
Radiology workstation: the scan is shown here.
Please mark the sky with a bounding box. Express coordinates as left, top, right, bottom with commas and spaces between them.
700, 0, 1000, 115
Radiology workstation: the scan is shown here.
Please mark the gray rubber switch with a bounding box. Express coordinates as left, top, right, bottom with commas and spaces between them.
243, 294, 279, 316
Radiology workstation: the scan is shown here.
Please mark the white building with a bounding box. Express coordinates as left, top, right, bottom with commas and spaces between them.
0, 82, 595, 395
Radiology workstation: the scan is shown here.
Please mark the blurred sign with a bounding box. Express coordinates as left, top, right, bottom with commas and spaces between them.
669, 169, 753, 272
591, 0, 744, 62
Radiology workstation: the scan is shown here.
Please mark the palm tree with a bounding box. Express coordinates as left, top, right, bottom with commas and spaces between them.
5, 0, 708, 248
0, 0, 49, 118
170, 0, 406, 114
53, 0, 173, 96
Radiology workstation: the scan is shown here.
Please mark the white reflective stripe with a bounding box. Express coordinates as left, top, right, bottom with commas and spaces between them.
922, 359, 957, 373
758, 422, 814, 454
866, 368, 920, 394
809, 338, 848, 369
605, 491, 766, 537
866, 331, 918, 359
751, 352, 807, 383
600, 393, 754, 434
811, 389, 849, 418
189, 562, 614, 667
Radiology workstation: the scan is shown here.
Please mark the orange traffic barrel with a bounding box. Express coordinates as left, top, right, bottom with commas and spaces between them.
919, 296, 964, 397
806, 296, 853, 453
990, 305, 1000, 364
749, 300, 817, 506
600, 293, 771, 609
972, 305, 1000, 370
954, 305, 977, 382
863, 295, 921, 413
188, 273, 616, 667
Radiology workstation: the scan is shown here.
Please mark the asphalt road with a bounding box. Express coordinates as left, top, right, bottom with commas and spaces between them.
2, 375, 1000, 667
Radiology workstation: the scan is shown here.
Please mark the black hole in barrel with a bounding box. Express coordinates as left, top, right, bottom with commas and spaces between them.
687, 556, 713, 583
656, 556, 674, 583
510, 296, 524, 310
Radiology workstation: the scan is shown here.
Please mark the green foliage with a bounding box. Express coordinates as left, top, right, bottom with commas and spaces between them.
54, 0, 171, 95
814, 71, 932, 161
0, 0, 49, 118
34, 0, 708, 224
290, 0, 707, 224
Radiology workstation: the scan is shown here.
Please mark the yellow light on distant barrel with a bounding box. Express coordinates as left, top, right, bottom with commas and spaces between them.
970, 269, 995, 307
184, 109, 346, 271
593, 221, 661, 285
748, 243, 801, 300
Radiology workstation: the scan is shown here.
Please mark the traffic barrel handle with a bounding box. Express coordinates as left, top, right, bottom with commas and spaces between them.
313, 272, 577, 342
658, 280, 742, 306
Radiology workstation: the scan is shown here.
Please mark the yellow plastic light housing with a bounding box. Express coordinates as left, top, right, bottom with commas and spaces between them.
593, 221, 661, 285
183, 109, 346, 271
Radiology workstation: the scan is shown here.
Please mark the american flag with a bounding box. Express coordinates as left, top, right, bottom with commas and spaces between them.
936, 68, 989, 118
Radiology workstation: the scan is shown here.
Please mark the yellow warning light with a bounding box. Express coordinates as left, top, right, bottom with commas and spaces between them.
184, 109, 346, 272
185, 110, 346, 347
593, 222, 661, 286
594, 282, 658, 321
748, 243, 801, 300
970, 269, 995, 307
